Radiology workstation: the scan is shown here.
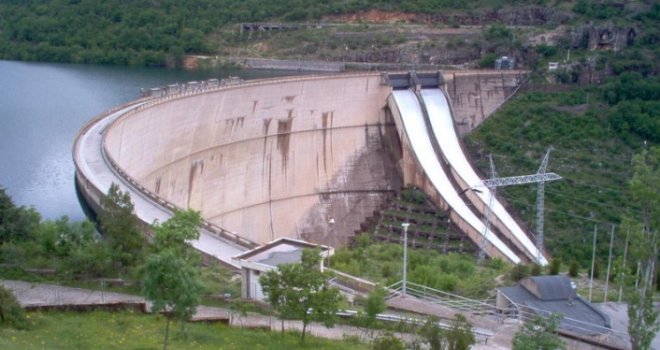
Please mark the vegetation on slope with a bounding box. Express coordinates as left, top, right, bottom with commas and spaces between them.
0, 186, 240, 299
1, 1, 657, 70
332, 235, 506, 298
465, 74, 659, 267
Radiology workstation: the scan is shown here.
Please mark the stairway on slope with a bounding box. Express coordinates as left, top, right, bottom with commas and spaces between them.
367, 187, 478, 254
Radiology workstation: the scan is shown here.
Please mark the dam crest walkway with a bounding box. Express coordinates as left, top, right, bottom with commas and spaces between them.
73, 99, 247, 268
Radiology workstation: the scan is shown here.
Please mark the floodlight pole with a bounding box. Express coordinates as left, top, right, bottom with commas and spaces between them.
402, 222, 410, 297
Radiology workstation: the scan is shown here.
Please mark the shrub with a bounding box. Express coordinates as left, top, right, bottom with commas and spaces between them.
548, 259, 561, 275
569, 260, 579, 277
509, 264, 530, 282
0, 285, 29, 329
589, 260, 601, 279
372, 332, 405, 350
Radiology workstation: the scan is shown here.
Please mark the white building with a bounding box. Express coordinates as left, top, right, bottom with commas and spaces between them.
232, 237, 334, 301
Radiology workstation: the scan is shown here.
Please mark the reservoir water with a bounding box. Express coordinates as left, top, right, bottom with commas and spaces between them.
0, 60, 299, 221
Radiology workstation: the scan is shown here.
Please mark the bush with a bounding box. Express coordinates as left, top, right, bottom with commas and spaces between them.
530, 264, 542, 276
401, 187, 426, 205
372, 332, 405, 350
0, 285, 29, 329
569, 260, 579, 278
479, 53, 498, 68
509, 264, 530, 282
535, 44, 557, 57
548, 259, 561, 275
589, 260, 601, 280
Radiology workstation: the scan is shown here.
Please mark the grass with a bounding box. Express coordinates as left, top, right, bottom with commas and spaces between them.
0, 310, 369, 350
331, 235, 506, 299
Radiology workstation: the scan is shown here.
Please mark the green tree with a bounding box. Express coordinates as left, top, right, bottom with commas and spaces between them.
143, 208, 204, 350
98, 183, 145, 270
446, 314, 475, 350
625, 147, 659, 350
151, 209, 202, 260
0, 186, 40, 244
260, 248, 342, 343
418, 316, 446, 350
143, 250, 202, 350
512, 313, 565, 350
417, 314, 475, 350
363, 285, 387, 326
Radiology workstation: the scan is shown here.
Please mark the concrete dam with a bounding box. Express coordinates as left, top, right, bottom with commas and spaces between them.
73, 70, 545, 267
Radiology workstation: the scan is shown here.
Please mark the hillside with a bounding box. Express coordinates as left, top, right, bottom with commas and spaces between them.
465, 76, 659, 266
0, 1, 657, 73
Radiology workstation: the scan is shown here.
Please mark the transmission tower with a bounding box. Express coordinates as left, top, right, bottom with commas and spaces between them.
477, 149, 561, 264
535, 148, 554, 264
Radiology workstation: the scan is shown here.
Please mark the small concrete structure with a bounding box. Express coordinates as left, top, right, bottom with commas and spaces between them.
495, 56, 516, 70
232, 237, 333, 301
497, 275, 611, 336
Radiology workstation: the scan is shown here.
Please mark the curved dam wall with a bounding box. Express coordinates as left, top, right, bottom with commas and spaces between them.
103, 74, 401, 245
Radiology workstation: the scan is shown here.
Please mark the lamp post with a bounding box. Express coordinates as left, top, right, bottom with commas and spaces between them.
328, 218, 335, 268
401, 222, 410, 297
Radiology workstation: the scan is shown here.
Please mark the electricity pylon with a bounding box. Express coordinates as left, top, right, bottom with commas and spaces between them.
477, 149, 561, 264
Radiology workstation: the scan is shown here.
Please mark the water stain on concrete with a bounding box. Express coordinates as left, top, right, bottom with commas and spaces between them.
262, 118, 272, 167
321, 111, 334, 173
277, 111, 294, 174
155, 176, 161, 195
252, 100, 258, 115
283, 95, 296, 103
187, 160, 204, 208
225, 119, 234, 133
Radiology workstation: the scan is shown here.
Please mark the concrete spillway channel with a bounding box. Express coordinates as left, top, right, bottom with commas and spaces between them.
388, 90, 521, 264
74, 71, 539, 267
421, 89, 546, 265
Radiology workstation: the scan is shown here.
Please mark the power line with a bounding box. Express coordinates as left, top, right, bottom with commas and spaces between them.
543, 188, 633, 213
502, 197, 621, 227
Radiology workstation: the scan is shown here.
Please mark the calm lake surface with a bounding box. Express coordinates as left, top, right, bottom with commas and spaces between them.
0, 60, 300, 221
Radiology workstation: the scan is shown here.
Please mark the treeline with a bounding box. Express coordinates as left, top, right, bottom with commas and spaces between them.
0, 0, 613, 67
0, 0, 381, 66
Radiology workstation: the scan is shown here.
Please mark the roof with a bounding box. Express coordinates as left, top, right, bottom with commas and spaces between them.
500, 276, 611, 336
526, 275, 573, 301
232, 237, 332, 269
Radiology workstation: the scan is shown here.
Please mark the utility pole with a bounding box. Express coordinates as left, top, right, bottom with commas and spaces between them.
589, 224, 598, 303
604, 225, 615, 302
401, 222, 410, 297
618, 228, 629, 303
